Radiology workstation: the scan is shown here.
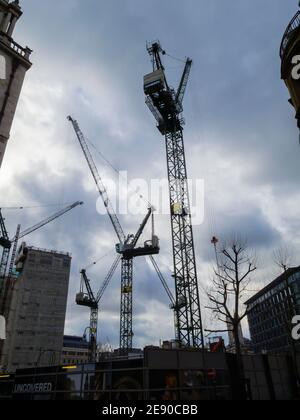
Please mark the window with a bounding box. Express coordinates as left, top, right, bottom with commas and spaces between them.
0, 54, 5, 80
40, 257, 52, 266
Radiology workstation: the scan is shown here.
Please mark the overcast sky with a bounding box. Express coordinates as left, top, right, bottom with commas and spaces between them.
0, 0, 300, 348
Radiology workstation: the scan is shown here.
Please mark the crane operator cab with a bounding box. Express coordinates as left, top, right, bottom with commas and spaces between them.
116, 233, 160, 259
129, 234, 160, 258
144, 68, 166, 96
116, 207, 160, 258
76, 270, 98, 309
76, 292, 95, 308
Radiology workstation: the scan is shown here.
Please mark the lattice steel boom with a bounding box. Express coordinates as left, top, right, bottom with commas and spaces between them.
68, 116, 126, 245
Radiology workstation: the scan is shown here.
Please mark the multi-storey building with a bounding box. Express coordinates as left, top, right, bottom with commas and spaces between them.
0, 0, 32, 167
61, 336, 90, 366
246, 267, 300, 353
0, 245, 71, 372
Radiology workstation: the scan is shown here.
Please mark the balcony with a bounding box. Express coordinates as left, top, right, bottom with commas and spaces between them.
9, 39, 32, 61
280, 11, 300, 60
0, 32, 32, 62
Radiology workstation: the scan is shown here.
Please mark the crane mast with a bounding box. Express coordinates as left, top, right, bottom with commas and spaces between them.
0, 210, 11, 281
144, 41, 204, 349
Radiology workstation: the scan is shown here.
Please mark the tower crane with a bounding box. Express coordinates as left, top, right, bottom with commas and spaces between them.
0, 201, 84, 315
144, 42, 204, 348
76, 256, 121, 361
68, 116, 160, 354
0, 210, 12, 280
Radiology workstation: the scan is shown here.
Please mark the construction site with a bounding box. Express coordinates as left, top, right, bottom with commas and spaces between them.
0, 0, 300, 401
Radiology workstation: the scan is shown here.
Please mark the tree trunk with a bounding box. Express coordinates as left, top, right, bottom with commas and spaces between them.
233, 324, 247, 400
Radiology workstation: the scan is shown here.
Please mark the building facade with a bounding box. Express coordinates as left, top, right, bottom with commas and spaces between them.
0, 0, 32, 168
61, 336, 89, 366
246, 267, 300, 354
0, 348, 298, 400
0, 245, 71, 372
280, 8, 300, 130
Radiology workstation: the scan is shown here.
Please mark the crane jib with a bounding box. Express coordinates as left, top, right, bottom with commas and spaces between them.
68, 117, 126, 245
14, 201, 83, 242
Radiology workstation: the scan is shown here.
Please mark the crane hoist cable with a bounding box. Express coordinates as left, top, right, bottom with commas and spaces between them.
84, 132, 153, 209
83, 250, 114, 271
164, 52, 187, 64
148, 255, 175, 307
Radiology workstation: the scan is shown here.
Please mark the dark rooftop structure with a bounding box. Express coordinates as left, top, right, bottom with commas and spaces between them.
280, 9, 300, 130
63, 336, 89, 350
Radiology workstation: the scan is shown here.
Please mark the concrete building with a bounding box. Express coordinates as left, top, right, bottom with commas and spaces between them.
61, 336, 89, 366
245, 267, 300, 354
0, 0, 32, 168
0, 245, 71, 372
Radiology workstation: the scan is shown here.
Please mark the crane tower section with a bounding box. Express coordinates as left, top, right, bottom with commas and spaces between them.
144, 41, 204, 348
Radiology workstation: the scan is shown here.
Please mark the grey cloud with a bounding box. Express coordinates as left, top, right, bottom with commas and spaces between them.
1, 0, 299, 347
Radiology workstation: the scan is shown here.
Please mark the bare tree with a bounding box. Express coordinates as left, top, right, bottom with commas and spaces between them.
206, 236, 257, 398
273, 246, 294, 273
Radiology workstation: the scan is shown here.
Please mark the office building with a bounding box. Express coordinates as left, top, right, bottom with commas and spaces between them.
245, 267, 300, 354
61, 336, 90, 366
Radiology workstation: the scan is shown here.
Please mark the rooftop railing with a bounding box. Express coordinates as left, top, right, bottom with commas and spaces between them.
9, 39, 32, 61
280, 11, 300, 59
0, 32, 32, 61
28, 246, 71, 258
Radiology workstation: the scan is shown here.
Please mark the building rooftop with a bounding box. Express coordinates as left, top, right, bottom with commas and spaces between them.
28, 246, 71, 258
245, 266, 300, 306
280, 10, 300, 59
